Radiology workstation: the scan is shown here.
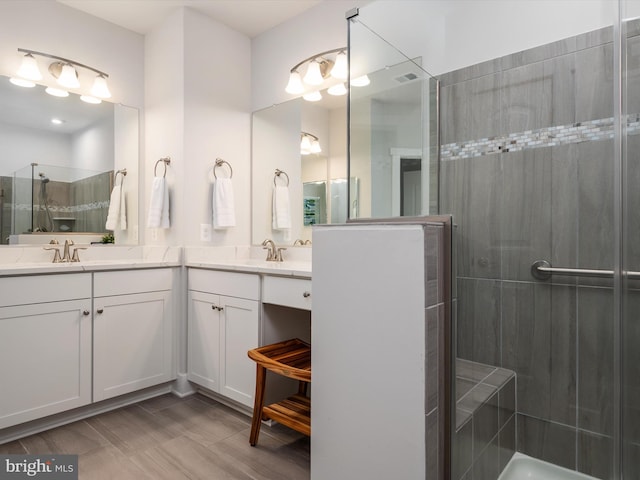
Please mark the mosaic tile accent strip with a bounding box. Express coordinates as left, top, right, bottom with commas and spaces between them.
11, 201, 109, 212
441, 114, 640, 161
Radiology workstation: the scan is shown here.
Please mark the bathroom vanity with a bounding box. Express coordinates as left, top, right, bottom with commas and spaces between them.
0, 244, 311, 442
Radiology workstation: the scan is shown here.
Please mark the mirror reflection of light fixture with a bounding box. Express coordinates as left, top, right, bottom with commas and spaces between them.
351, 74, 370, 87
301, 132, 321, 155
327, 83, 347, 96
303, 91, 322, 102
13, 48, 111, 100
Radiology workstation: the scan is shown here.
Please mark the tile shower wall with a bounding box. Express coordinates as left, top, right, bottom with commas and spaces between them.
439, 23, 639, 480
12, 171, 112, 235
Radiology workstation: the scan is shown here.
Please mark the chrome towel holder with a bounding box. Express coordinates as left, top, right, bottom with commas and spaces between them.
274, 169, 289, 186
213, 158, 233, 179
154, 157, 171, 177
114, 168, 127, 186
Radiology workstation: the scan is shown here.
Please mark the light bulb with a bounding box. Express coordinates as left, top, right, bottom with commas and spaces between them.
310, 140, 322, 154
57, 64, 80, 88
17, 53, 42, 81
351, 75, 370, 87
45, 87, 69, 97
81, 95, 102, 104
303, 60, 324, 85
303, 91, 322, 102
285, 71, 304, 94
327, 83, 347, 96
300, 135, 312, 155
91, 75, 111, 99
330, 51, 348, 80
9, 77, 35, 88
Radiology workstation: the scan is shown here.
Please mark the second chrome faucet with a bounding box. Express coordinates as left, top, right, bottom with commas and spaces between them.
262, 239, 286, 262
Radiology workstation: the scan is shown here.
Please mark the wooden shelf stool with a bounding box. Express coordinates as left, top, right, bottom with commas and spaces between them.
247, 338, 311, 446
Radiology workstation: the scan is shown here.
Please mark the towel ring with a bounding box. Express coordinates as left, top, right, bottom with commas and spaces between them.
213, 158, 233, 179
114, 168, 127, 187
274, 169, 290, 187
154, 157, 171, 178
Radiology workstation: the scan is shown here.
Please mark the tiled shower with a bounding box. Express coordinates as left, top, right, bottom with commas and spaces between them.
439, 17, 640, 480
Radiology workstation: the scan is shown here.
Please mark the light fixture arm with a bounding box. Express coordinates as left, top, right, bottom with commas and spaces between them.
301, 131, 319, 141
289, 47, 346, 73
18, 48, 109, 78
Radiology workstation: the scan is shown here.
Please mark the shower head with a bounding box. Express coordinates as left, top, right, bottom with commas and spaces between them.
38, 172, 49, 183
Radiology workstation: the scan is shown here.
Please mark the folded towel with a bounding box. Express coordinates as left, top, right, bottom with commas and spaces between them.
272, 185, 291, 230
105, 185, 127, 231
213, 178, 236, 229
147, 177, 170, 229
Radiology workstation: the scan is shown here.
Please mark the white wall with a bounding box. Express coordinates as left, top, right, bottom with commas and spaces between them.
357, 0, 626, 77
71, 116, 114, 174
0, 121, 71, 174
144, 7, 251, 247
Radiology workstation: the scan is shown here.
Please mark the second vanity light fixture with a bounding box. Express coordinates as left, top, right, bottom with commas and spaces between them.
300, 132, 321, 155
285, 47, 370, 102
11, 48, 111, 104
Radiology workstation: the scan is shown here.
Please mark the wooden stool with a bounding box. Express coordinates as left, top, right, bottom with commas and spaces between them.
247, 338, 311, 446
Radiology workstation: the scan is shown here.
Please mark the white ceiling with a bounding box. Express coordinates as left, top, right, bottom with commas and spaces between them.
56, 0, 325, 37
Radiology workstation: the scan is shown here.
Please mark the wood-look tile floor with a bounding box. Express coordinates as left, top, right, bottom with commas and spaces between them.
0, 394, 310, 479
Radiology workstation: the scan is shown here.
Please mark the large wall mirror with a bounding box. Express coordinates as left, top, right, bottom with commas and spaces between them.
0, 75, 139, 245
252, 87, 348, 245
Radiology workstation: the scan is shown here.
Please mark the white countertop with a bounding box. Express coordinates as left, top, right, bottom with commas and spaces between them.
185, 259, 311, 278
0, 246, 182, 277
0, 245, 311, 278
184, 245, 312, 278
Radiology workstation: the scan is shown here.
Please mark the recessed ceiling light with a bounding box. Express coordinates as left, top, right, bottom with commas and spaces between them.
51, 118, 65, 125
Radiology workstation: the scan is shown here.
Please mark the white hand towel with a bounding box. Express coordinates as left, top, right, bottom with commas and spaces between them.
105, 185, 126, 231
272, 185, 291, 230
213, 178, 236, 229
147, 177, 170, 229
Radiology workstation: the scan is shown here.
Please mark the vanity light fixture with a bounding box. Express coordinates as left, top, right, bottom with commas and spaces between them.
286, 47, 346, 96
80, 95, 102, 104
300, 132, 321, 155
351, 74, 370, 87
14, 48, 111, 99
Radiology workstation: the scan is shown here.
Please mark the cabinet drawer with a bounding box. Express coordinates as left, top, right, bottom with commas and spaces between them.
94, 268, 173, 297
188, 269, 259, 300
262, 276, 311, 311
0, 273, 90, 307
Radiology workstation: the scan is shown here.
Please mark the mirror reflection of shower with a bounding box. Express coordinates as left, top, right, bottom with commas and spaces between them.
36, 171, 53, 232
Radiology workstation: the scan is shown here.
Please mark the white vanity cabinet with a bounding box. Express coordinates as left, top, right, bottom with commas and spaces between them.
93, 269, 175, 401
187, 269, 259, 407
0, 274, 92, 429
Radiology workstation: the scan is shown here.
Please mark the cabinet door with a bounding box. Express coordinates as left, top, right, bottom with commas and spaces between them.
0, 300, 92, 429
219, 296, 259, 407
93, 291, 173, 401
187, 291, 221, 392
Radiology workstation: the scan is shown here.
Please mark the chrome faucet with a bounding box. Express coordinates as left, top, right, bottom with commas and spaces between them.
62, 239, 74, 262
43, 244, 62, 263
262, 239, 276, 261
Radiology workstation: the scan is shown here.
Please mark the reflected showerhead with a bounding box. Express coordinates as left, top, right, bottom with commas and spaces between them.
38, 172, 49, 183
